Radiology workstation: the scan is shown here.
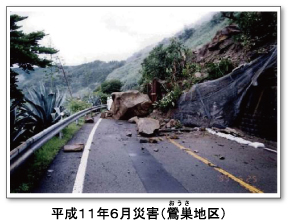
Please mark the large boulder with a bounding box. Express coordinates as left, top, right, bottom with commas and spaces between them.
110, 90, 152, 120
137, 118, 160, 136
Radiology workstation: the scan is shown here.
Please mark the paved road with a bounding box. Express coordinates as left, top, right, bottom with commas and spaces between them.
34, 115, 277, 194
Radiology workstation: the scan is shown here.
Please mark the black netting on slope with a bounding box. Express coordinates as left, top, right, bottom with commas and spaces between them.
174, 46, 277, 128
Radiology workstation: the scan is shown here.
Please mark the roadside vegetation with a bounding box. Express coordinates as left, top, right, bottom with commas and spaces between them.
10, 11, 277, 192
11, 118, 84, 193
93, 79, 123, 103
138, 11, 277, 113
10, 15, 93, 193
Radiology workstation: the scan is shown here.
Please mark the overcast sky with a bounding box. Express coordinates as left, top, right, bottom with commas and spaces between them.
10, 7, 213, 65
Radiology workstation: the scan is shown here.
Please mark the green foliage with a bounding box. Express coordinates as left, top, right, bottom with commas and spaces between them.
140, 39, 188, 83
10, 104, 28, 149
205, 58, 234, 80
11, 119, 84, 193
93, 79, 121, 103
21, 85, 66, 138
15, 60, 126, 98
67, 98, 92, 114
178, 28, 195, 41
10, 14, 58, 106
10, 69, 24, 103
153, 86, 182, 112
182, 63, 202, 77
10, 15, 58, 71
94, 91, 109, 104
236, 12, 277, 42
99, 79, 123, 94
224, 12, 277, 48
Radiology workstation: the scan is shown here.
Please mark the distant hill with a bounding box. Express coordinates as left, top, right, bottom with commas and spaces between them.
16, 12, 229, 96
15, 60, 125, 97
106, 12, 229, 90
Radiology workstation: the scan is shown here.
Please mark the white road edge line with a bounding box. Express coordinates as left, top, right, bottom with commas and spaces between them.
72, 118, 102, 193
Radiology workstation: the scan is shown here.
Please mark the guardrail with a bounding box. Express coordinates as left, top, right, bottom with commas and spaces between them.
10, 105, 107, 174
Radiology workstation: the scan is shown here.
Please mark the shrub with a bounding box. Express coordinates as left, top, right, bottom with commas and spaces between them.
153, 85, 182, 112
94, 91, 109, 104
99, 79, 123, 94
140, 39, 188, 83
205, 58, 234, 80
67, 98, 92, 114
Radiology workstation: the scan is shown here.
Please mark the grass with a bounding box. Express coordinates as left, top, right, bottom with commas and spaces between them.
10, 117, 85, 193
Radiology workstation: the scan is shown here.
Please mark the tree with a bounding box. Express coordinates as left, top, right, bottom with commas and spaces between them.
221, 12, 277, 46
10, 14, 58, 105
99, 79, 123, 94
140, 38, 188, 83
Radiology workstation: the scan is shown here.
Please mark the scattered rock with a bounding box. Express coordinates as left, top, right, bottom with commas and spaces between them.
158, 137, 163, 141
166, 119, 179, 128
219, 156, 225, 160
193, 150, 199, 153
47, 170, 54, 173
208, 163, 218, 168
141, 146, 145, 150
63, 144, 84, 152
100, 112, 106, 118
169, 134, 179, 139
111, 90, 152, 120
128, 116, 139, 124
85, 117, 94, 123
139, 139, 148, 143
126, 132, 132, 137
137, 118, 160, 136
160, 122, 166, 127
100, 111, 113, 119
148, 138, 158, 143
153, 148, 159, 152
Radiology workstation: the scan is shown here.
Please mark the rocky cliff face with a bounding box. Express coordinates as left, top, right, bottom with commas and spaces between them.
193, 24, 275, 67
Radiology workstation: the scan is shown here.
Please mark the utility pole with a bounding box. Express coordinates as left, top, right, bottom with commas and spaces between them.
56, 57, 73, 98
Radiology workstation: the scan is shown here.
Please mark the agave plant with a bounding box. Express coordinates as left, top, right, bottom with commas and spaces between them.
21, 85, 66, 135
10, 103, 28, 150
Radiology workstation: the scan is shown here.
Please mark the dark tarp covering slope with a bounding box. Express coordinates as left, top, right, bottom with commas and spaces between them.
174, 47, 277, 128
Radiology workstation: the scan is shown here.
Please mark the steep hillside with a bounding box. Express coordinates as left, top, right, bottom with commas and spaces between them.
106, 45, 154, 90
16, 12, 229, 96
106, 12, 229, 90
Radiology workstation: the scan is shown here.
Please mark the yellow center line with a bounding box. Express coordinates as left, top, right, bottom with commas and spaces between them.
168, 138, 263, 193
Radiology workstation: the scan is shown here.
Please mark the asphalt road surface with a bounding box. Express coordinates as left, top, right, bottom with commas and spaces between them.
34, 115, 277, 194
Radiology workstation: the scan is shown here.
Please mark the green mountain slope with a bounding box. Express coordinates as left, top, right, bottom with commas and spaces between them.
15, 12, 229, 96
106, 12, 229, 90
15, 60, 125, 97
